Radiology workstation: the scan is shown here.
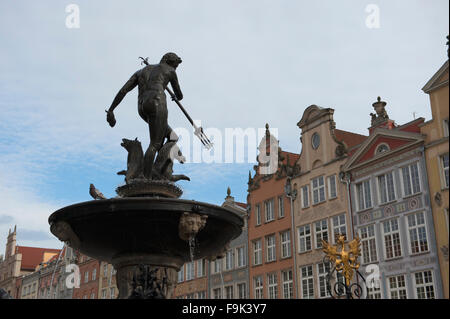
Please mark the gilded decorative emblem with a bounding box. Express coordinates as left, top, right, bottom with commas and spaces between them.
322, 234, 361, 287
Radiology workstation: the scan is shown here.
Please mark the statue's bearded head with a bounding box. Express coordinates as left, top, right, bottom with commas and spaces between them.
161, 52, 182, 69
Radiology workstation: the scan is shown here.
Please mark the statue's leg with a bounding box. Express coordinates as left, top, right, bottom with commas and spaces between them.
144, 122, 165, 179
143, 98, 168, 179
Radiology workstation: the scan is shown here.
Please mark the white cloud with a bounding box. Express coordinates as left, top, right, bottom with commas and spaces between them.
0, 180, 62, 250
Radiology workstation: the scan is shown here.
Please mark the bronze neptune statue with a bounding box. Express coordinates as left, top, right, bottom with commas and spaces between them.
106, 52, 186, 181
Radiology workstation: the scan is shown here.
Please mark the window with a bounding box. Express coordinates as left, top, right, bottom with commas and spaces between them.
378, 171, 396, 204
376, 143, 389, 154
367, 283, 381, 299
236, 246, 246, 268
186, 293, 195, 299
402, 162, 421, 196
317, 262, 331, 298
278, 196, 285, 218
312, 176, 326, 204
442, 154, 449, 188
197, 259, 206, 277
186, 262, 195, 280
301, 265, 314, 299
281, 270, 293, 299
90, 292, 95, 299
92, 268, 97, 281
177, 266, 184, 283
328, 175, 337, 199
225, 285, 234, 299
280, 231, 291, 258
196, 291, 206, 299
213, 259, 222, 274
254, 276, 263, 299
388, 275, 408, 299
266, 235, 276, 262
255, 204, 261, 226
446, 208, 449, 236
298, 225, 312, 252
101, 289, 107, 299
237, 283, 247, 299
444, 119, 449, 137
267, 273, 278, 299
315, 219, 328, 249
84, 271, 89, 283
253, 240, 262, 265
359, 225, 378, 264
382, 219, 402, 259
103, 264, 108, 277
301, 185, 310, 208
224, 250, 234, 271
414, 270, 435, 299
213, 288, 222, 299
356, 180, 372, 211
408, 212, 429, 254
108, 267, 114, 285
332, 214, 347, 243
265, 199, 275, 222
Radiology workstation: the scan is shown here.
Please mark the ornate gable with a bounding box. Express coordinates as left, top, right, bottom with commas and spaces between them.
342, 128, 424, 171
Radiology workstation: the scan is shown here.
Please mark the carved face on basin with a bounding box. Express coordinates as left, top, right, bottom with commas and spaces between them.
178, 212, 207, 241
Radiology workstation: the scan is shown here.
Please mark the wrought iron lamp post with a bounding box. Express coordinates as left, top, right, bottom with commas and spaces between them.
322, 234, 368, 299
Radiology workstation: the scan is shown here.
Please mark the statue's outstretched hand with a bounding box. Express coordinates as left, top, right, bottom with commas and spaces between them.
106, 110, 116, 127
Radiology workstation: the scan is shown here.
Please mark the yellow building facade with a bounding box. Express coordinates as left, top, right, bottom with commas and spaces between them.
420, 59, 449, 298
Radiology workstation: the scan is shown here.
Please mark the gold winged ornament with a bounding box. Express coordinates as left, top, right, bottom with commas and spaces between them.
322, 234, 361, 287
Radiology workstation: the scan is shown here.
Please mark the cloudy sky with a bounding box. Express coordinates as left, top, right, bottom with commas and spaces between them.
0, 1, 448, 251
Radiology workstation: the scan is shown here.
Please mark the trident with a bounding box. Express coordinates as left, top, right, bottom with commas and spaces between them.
139, 57, 213, 150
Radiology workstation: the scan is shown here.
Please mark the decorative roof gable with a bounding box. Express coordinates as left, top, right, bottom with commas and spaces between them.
342, 128, 424, 171
422, 60, 449, 94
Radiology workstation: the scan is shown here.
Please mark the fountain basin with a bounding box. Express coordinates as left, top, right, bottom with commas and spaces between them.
48, 197, 244, 270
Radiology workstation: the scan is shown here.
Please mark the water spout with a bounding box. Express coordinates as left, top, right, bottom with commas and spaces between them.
188, 235, 196, 262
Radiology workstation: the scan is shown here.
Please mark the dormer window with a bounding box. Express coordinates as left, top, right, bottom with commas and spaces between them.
376, 143, 389, 154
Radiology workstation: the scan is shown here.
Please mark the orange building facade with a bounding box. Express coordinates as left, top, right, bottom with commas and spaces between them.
247, 124, 300, 299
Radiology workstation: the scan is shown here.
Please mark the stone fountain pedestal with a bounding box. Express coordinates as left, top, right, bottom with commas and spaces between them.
49, 179, 243, 299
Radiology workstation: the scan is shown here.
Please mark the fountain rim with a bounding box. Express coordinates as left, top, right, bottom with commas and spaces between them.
48, 196, 245, 227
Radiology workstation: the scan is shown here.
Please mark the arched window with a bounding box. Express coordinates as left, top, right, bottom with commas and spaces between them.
376, 143, 389, 154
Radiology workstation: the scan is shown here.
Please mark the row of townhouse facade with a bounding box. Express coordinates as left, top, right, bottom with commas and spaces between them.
0, 226, 119, 300
246, 55, 448, 299
18, 250, 118, 300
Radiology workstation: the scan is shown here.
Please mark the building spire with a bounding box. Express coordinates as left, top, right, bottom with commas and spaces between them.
225, 186, 234, 202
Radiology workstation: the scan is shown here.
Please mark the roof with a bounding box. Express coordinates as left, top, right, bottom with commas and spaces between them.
281, 150, 301, 165
46, 246, 66, 264
235, 202, 247, 209
422, 60, 449, 93
334, 129, 367, 149
16, 246, 61, 271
